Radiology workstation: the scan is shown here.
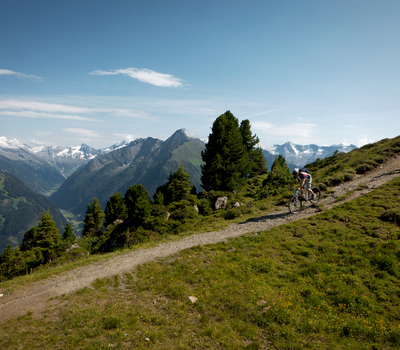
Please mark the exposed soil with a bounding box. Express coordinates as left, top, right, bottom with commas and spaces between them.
1, 154, 400, 322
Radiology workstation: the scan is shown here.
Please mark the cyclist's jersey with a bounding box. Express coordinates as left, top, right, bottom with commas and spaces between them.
298, 172, 311, 179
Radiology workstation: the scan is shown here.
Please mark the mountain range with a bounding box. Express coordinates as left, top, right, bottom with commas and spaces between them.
0, 132, 358, 245
262, 142, 357, 171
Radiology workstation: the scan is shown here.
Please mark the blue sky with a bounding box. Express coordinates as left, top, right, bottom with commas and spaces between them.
1, 0, 399, 149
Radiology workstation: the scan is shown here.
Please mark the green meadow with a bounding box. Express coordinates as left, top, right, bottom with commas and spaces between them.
1, 177, 400, 349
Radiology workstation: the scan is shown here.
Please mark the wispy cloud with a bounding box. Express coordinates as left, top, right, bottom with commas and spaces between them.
0, 99, 151, 121
0, 110, 102, 121
64, 128, 100, 138
253, 122, 317, 139
0, 69, 43, 82
243, 109, 278, 118
34, 131, 53, 136
89, 68, 184, 87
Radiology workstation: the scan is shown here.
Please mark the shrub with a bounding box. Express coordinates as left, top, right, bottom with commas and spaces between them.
380, 209, 400, 226
356, 163, 375, 174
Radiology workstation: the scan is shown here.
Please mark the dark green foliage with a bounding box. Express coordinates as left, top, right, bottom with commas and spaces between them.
153, 191, 164, 205
380, 209, 400, 226
1, 212, 67, 280
62, 223, 75, 243
104, 192, 127, 227
124, 184, 152, 224
201, 111, 250, 191
240, 119, 267, 177
82, 198, 105, 238
260, 155, 292, 197
0, 172, 67, 254
20, 227, 38, 251
154, 164, 193, 205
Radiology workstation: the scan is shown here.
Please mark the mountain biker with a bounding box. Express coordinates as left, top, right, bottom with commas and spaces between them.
289, 168, 315, 200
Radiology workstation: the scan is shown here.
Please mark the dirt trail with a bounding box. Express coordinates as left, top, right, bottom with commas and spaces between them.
1, 155, 400, 322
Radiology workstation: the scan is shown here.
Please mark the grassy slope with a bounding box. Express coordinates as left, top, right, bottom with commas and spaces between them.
307, 135, 400, 189
1, 177, 400, 349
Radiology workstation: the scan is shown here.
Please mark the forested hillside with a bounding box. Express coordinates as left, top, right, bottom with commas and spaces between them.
0, 172, 67, 253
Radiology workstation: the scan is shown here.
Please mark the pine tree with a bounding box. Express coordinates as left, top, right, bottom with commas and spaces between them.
155, 164, 193, 205
240, 119, 267, 177
264, 155, 292, 190
104, 192, 128, 227
201, 111, 250, 191
20, 227, 38, 251
124, 184, 152, 224
62, 223, 75, 243
82, 198, 105, 237
33, 211, 61, 249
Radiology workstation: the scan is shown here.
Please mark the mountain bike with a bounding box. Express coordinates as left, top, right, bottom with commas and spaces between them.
288, 187, 321, 214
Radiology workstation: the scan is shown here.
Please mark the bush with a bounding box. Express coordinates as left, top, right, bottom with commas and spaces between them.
380, 209, 400, 226
224, 209, 241, 220
356, 163, 375, 174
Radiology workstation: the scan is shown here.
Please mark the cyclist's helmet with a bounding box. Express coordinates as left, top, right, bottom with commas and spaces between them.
292, 168, 299, 176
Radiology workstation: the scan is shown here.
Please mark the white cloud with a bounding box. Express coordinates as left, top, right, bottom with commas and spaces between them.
0, 69, 43, 82
345, 125, 356, 128
358, 136, 374, 147
34, 131, 53, 136
112, 133, 141, 142
0, 110, 101, 121
0, 99, 93, 113
89, 68, 184, 87
64, 128, 100, 138
252, 122, 318, 144
0, 99, 151, 121
29, 139, 55, 146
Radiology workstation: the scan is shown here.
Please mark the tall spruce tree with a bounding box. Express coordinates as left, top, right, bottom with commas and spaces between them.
104, 192, 128, 227
62, 223, 75, 243
240, 119, 267, 177
82, 198, 105, 237
155, 164, 192, 205
124, 184, 152, 224
201, 111, 250, 191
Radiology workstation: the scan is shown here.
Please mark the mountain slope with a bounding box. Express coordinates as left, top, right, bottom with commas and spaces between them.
0, 147, 66, 196
0, 172, 67, 253
50, 129, 205, 217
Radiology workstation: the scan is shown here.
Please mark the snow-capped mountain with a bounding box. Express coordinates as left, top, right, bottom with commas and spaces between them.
263, 142, 357, 171
0, 136, 31, 151
0, 137, 131, 178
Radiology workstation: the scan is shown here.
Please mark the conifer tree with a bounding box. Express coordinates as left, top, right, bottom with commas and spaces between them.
104, 192, 128, 227
167, 164, 192, 202
82, 198, 105, 237
240, 119, 267, 176
265, 155, 292, 189
20, 227, 38, 251
33, 211, 61, 250
201, 111, 250, 191
124, 184, 152, 224
62, 223, 75, 243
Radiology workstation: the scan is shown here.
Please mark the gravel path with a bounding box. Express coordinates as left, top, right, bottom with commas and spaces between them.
1, 155, 399, 322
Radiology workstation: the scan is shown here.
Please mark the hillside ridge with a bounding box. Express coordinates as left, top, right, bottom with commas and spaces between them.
1, 154, 400, 322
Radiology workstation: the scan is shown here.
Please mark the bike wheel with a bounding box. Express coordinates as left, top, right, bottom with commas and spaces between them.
310, 187, 321, 204
289, 196, 302, 214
